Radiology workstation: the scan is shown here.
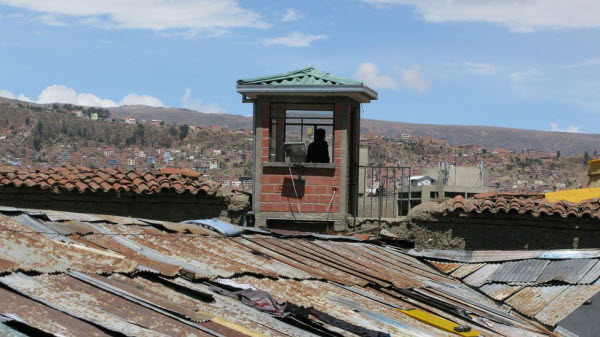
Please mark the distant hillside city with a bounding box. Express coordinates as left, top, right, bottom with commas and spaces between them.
0, 98, 593, 194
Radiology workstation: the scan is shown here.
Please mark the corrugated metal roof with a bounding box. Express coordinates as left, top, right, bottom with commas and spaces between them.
0, 206, 595, 336
536, 259, 597, 284
479, 284, 523, 301
534, 285, 600, 326
579, 261, 600, 284
450, 263, 485, 278
488, 260, 550, 283
506, 286, 569, 317
463, 263, 501, 287
426, 260, 464, 274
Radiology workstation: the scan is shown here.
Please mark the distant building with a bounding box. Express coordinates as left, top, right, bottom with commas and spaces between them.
124, 117, 137, 125
90, 112, 99, 120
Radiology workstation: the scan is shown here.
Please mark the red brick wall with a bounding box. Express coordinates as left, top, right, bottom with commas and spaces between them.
259, 113, 345, 215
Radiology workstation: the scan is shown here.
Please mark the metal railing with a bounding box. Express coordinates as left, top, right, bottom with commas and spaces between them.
353, 165, 411, 224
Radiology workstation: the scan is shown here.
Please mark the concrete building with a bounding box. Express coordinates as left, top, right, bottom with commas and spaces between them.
399, 162, 490, 212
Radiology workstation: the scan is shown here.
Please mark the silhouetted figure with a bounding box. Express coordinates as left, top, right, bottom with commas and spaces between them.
306, 128, 330, 163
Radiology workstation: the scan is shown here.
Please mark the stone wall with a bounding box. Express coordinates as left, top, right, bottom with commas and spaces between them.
0, 186, 250, 224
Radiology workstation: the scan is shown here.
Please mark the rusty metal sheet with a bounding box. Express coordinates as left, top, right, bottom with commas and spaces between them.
536, 259, 597, 284
339, 243, 454, 286
0, 273, 212, 337
579, 261, 600, 284
31, 209, 108, 222
83, 221, 215, 278
41, 220, 101, 236
488, 260, 550, 283
0, 215, 137, 274
139, 219, 218, 236
463, 264, 501, 287
0, 287, 111, 336
479, 284, 523, 301
407, 249, 544, 263
71, 233, 181, 276
297, 240, 420, 288
167, 277, 313, 337
233, 277, 438, 337
450, 263, 485, 279
506, 286, 569, 316
71, 272, 212, 323
233, 237, 354, 284
426, 260, 464, 274
534, 285, 600, 326
245, 237, 372, 285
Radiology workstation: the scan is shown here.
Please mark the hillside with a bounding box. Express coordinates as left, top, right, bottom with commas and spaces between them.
109, 105, 598, 155
2, 96, 599, 154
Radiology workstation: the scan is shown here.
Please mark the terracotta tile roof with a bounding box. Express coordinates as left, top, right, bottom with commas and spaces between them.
0, 165, 221, 195
447, 193, 600, 220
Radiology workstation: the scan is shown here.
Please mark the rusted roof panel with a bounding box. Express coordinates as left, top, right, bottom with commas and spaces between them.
450, 263, 485, 278
0, 287, 111, 336
426, 260, 464, 274
0, 214, 137, 274
536, 259, 597, 284
409, 249, 544, 263
0, 273, 213, 337
479, 284, 523, 301
488, 260, 550, 283
506, 286, 569, 317
463, 263, 501, 287
534, 285, 600, 326
167, 277, 315, 337
232, 277, 439, 337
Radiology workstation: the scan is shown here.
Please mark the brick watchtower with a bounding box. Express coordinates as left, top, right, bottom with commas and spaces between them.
237, 67, 377, 231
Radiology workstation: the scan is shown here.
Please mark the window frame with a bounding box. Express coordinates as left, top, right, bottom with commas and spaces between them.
268, 103, 335, 163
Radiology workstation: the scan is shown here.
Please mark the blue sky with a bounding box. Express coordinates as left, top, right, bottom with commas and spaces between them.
1, 1, 600, 133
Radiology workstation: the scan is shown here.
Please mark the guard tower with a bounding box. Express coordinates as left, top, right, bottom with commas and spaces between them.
237, 67, 377, 231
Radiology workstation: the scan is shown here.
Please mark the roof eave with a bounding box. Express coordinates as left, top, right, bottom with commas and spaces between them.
236, 84, 378, 103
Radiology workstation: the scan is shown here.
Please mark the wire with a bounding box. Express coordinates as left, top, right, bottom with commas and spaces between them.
288, 165, 336, 219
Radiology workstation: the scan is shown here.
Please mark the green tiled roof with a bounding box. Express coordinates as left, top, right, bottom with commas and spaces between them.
237, 66, 362, 86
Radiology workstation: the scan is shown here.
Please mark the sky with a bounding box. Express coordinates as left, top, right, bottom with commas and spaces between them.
1, 0, 600, 133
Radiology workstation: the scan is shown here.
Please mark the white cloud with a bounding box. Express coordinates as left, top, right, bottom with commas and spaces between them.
3, 84, 163, 107
37, 84, 119, 107
121, 93, 163, 107
549, 123, 581, 133
18, 94, 33, 102
0, 89, 16, 99
262, 31, 327, 47
400, 65, 431, 92
181, 88, 228, 114
364, 0, 600, 32
509, 70, 543, 82
281, 8, 301, 22
0, 0, 268, 35
355, 62, 398, 89
1, 89, 33, 102
464, 62, 496, 75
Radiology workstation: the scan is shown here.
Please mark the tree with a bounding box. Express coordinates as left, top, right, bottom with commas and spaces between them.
178, 124, 189, 140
